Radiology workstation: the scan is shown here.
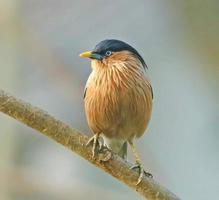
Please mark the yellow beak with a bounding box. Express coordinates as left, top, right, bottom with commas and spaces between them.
79, 51, 92, 58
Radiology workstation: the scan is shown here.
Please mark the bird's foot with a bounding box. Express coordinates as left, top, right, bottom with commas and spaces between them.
130, 163, 153, 185
86, 134, 103, 158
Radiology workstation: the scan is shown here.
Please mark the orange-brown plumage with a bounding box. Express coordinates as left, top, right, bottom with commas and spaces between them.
80, 39, 153, 184
84, 51, 152, 141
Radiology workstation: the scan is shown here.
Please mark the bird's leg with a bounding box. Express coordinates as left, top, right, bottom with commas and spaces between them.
86, 134, 102, 158
128, 140, 153, 185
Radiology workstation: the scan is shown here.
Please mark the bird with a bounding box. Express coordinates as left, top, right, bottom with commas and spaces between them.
80, 39, 153, 184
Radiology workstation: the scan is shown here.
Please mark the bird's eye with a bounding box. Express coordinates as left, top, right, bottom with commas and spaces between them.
105, 51, 112, 56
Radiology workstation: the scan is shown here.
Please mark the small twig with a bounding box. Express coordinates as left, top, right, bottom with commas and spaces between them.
0, 89, 180, 200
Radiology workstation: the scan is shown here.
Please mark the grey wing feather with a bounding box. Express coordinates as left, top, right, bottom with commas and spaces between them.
150, 85, 153, 99
83, 87, 87, 99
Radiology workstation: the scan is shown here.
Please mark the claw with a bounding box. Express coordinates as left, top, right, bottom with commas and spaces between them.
130, 164, 153, 185
98, 140, 104, 151
128, 140, 153, 185
86, 134, 102, 158
99, 150, 113, 162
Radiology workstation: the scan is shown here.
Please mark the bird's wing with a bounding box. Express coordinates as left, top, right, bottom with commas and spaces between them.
145, 77, 153, 99
149, 84, 153, 99
83, 87, 87, 99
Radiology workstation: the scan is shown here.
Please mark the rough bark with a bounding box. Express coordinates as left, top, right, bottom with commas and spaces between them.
0, 89, 180, 200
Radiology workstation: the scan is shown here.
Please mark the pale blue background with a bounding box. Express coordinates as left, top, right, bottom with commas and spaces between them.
0, 0, 218, 199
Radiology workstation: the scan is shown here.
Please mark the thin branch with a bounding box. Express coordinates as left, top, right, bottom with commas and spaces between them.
0, 89, 180, 200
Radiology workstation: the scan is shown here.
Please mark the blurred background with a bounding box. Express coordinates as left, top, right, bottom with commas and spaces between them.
0, 0, 219, 199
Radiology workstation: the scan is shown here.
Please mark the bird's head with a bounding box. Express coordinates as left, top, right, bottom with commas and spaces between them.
80, 39, 147, 71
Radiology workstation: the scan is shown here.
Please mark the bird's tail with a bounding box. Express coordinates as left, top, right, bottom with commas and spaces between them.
118, 141, 127, 159
102, 136, 127, 160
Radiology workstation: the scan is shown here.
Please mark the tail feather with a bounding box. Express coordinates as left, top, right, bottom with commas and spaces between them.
118, 141, 127, 160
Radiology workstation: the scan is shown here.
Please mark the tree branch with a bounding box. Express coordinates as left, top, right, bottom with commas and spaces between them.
0, 89, 180, 200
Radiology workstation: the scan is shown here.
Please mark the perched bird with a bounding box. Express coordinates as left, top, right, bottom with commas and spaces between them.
80, 39, 153, 184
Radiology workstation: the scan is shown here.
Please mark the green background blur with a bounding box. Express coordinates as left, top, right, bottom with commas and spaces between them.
0, 0, 219, 199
